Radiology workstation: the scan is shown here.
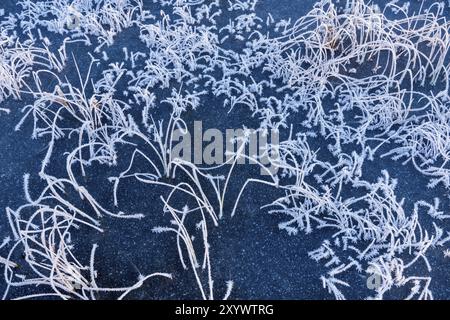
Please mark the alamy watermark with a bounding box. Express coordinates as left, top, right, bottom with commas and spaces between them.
171, 121, 280, 175
66, 6, 82, 30
366, 266, 382, 291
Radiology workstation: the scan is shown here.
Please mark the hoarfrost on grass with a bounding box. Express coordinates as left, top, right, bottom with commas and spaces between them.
0, 0, 450, 300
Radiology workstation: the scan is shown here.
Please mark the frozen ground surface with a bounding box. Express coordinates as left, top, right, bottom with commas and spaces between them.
0, 0, 450, 299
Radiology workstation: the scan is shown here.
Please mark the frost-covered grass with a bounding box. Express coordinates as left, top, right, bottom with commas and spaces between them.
0, 0, 450, 300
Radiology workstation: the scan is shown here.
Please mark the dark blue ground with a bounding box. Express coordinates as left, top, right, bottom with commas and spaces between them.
1, 0, 450, 300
